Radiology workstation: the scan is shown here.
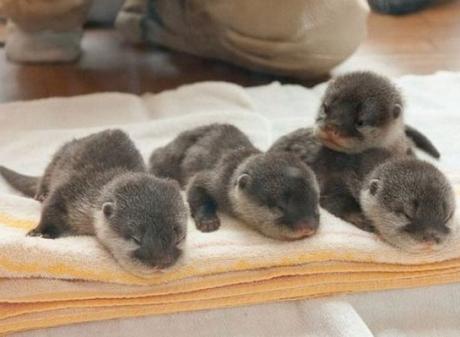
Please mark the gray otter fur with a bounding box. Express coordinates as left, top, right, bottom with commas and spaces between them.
361, 159, 456, 252
0, 166, 38, 198
270, 128, 393, 231
150, 123, 320, 241
270, 129, 457, 251
0, 129, 188, 275
315, 70, 440, 158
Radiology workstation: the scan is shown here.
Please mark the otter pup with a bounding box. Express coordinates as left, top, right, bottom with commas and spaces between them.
360, 159, 456, 252
315, 71, 440, 158
149, 123, 320, 241
0, 129, 188, 275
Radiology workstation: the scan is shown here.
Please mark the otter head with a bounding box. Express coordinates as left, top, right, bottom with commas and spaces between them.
314, 71, 404, 153
360, 159, 457, 253
95, 173, 188, 276
230, 152, 320, 241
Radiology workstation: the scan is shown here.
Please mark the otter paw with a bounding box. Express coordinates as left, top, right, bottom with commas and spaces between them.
195, 216, 220, 232
27, 228, 45, 237
34, 194, 47, 202
41, 232, 58, 239
359, 222, 376, 233
27, 228, 58, 239
347, 213, 375, 233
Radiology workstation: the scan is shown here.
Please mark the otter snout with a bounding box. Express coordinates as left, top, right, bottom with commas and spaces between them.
420, 232, 443, 245
155, 249, 182, 269
322, 124, 339, 135
315, 124, 350, 149
278, 214, 320, 240
291, 218, 319, 238
134, 246, 182, 269
316, 123, 337, 137
415, 227, 449, 245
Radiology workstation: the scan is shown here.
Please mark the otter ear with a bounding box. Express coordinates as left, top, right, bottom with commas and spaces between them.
102, 202, 115, 218
392, 104, 402, 119
237, 174, 251, 189
369, 179, 380, 196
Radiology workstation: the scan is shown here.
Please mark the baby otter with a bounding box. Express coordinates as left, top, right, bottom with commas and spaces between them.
360, 159, 456, 252
315, 71, 440, 158
0, 129, 187, 275
149, 123, 320, 241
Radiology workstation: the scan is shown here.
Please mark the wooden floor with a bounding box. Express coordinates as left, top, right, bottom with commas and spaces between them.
0, 0, 459, 103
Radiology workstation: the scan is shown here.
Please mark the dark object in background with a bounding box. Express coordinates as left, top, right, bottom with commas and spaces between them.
368, 0, 435, 14
0, 17, 6, 46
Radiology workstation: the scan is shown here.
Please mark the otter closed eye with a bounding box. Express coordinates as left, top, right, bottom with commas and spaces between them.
130, 236, 142, 245
394, 209, 412, 221
321, 103, 330, 116
355, 119, 365, 128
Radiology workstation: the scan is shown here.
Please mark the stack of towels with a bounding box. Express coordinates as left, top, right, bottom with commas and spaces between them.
0, 77, 459, 334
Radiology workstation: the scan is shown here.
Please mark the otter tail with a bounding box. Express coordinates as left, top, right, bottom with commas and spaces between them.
0, 166, 39, 198
405, 125, 441, 159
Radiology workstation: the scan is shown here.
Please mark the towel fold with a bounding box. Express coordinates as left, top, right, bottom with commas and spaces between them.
0, 77, 459, 334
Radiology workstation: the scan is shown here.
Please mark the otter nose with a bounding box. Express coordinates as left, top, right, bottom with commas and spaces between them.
176, 232, 186, 246
323, 125, 334, 132
423, 239, 439, 246
291, 219, 319, 238
422, 232, 441, 245
157, 249, 182, 269
295, 227, 316, 238
320, 125, 342, 140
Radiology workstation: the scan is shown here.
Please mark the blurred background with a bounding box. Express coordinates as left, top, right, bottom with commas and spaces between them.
0, 0, 458, 103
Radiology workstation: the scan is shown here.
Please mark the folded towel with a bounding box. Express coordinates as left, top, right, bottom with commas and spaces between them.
0, 77, 459, 335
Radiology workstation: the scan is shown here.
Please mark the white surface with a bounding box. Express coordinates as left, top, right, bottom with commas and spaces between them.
6, 72, 460, 337
13, 282, 460, 337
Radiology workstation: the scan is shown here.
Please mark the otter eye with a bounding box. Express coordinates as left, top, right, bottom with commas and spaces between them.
173, 226, 182, 236
355, 119, 365, 128
277, 204, 286, 211
444, 211, 454, 224
322, 103, 330, 115
439, 225, 451, 235
396, 209, 412, 221
130, 236, 141, 245
402, 224, 416, 234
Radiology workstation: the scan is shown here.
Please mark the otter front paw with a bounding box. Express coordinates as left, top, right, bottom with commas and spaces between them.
27, 226, 59, 239
34, 193, 47, 202
195, 215, 221, 232
346, 213, 375, 233
27, 228, 48, 238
